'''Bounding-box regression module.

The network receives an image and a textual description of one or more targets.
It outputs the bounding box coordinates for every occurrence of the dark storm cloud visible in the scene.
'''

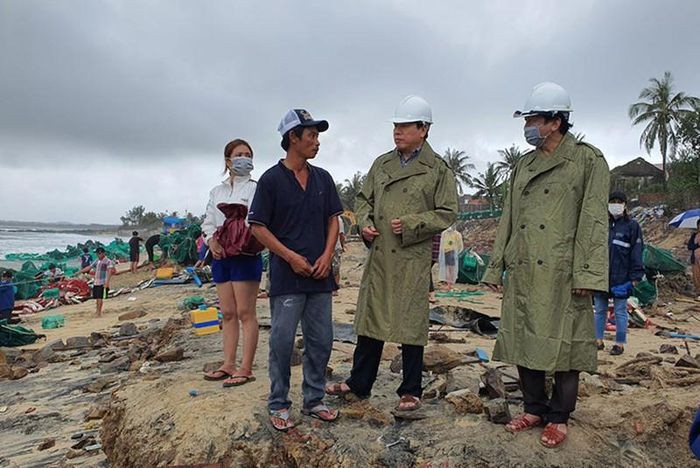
[0,0,698,222]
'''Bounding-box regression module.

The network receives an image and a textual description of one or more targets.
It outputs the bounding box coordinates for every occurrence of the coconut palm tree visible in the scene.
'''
[573,132,586,143]
[470,163,503,209]
[494,145,524,180]
[339,172,366,211]
[629,71,700,188]
[442,147,475,194]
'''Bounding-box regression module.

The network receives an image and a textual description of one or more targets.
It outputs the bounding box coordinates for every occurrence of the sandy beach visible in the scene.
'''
[1,242,700,466]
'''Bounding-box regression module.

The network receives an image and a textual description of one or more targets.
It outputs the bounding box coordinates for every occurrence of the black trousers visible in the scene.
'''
[429,260,436,292]
[346,335,424,398]
[517,366,580,424]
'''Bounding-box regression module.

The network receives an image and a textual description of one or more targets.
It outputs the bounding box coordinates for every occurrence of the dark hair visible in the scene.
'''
[1,270,12,279]
[132,231,138,236]
[223,139,254,173]
[48,263,56,269]
[417,122,431,140]
[96,247,105,254]
[83,248,89,253]
[281,126,306,151]
[543,112,572,135]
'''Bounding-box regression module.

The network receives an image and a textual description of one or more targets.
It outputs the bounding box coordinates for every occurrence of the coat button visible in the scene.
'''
[517,260,523,265]
[544,189,550,194]
[386,187,391,192]
[391,249,396,253]
[539,224,545,229]
[537,260,543,265]
[420,223,426,228]
[524,190,530,195]
[375,246,379,251]
[520,224,525,229]
[583,263,589,269]
[402,188,408,193]
[379,215,384,220]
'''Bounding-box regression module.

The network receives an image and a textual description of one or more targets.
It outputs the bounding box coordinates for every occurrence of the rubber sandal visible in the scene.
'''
[203,368,233,381]
[325,382,351,396]
[540,423,567,448]
[269,409,294,432]
[505,414,542,433]
[394,395,421,412]
[610,345,624,356]
[222,374,256,387]
[302,404,339,422]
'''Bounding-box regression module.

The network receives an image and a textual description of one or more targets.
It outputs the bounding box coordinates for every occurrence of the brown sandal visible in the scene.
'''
[505,414,542,433]
[540,423,567,448]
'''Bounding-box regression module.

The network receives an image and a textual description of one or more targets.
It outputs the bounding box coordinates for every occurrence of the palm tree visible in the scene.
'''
[628,71,700,188]
[573,132,586,143]
[442,147,475,194]
[470,163,503,209]
[494,145,524,180]
[339,172,366,211]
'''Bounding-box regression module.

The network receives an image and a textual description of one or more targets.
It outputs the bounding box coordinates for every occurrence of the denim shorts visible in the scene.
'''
[212,255,263,283]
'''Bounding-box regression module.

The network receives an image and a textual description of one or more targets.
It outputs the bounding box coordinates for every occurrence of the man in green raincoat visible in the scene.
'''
[326,96,459,412]
[482,82,609,448]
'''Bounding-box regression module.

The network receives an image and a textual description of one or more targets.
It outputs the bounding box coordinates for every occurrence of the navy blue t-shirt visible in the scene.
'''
[248,160,343,297]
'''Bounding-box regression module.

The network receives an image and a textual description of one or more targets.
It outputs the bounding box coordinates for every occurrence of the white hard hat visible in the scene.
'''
[391,95,433,124]
[513,82,573,118]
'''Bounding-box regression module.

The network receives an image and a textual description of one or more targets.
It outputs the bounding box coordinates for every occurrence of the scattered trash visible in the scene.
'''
[25,407,36,414]
[41,315,65,329]
[385,436,406,448]
[475,348,490,363]
[188,389,199,397]
[37,438,56,451]
[127,296,137,301]
[0,406,7,413]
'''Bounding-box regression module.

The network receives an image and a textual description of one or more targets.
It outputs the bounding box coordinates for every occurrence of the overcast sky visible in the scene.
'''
[1,0,699,224]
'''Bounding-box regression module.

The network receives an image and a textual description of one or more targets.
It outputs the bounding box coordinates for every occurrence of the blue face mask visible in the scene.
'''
[524,126,546,148]
[231,157,254,176]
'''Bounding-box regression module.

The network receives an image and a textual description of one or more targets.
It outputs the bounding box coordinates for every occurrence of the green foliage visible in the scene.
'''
[120,205,146,226]
[443,148,475,195]
[470,163,503,209]
[628,71,700,187]
[338,172,366,211]
[494,145,524,180]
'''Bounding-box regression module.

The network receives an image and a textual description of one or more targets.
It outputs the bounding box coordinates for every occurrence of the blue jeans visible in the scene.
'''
[268,293,333,412]
[593,292,628,344]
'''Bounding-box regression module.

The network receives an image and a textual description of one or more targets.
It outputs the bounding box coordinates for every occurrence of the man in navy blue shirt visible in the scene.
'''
[249,109,343,431]
[0,271,17,322]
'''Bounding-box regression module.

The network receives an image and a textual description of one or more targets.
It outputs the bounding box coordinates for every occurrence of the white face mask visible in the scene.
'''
[608,203,625,218]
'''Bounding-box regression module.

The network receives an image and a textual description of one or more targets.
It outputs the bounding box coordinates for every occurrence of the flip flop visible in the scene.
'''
[540,423,567,448]
[269,409,295,432]
[302,404,339,422]
[394,395,421,412]
[203,368,233,381]
[222,374,256,387]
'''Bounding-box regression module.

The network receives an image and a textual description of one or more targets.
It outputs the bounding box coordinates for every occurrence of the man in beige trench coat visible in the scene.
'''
[326,96,459,412]
[482,82,609,448]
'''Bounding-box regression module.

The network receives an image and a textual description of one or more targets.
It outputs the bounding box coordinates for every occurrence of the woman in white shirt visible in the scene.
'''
[202,139,262,387]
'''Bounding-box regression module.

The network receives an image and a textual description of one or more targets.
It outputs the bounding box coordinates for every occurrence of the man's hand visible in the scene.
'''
[362,226,380,243]
[390,218,403,235]
[311,253,333,280]
[287,252,314,277]
[572,289,592,297]
[209,238,225,260]
[632,280,640,288]
[484,282,503,293]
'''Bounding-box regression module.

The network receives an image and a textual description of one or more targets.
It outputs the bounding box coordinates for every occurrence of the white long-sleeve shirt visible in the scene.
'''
[201,175,257,242]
